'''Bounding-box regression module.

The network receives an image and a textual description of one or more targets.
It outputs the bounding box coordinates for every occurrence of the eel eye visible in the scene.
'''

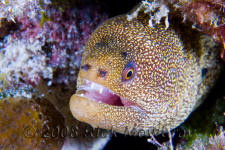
[122,62,136,82]
[98,70,107,78]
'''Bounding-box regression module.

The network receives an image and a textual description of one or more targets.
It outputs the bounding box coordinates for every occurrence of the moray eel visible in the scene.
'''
[70,14,221,135]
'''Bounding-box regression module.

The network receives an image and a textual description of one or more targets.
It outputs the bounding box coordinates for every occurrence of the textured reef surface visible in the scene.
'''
[0,0,111,149]
[0,0,108,96]
[0,97,65,149]
[0,0,224,150]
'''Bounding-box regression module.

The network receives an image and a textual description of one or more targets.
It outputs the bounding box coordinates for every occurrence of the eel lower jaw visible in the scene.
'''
[69,80,147,133]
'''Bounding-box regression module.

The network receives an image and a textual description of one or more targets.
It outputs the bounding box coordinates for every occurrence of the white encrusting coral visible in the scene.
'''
[0,35,53,86]
[127,0,170,29]
[0,0,50,21]
[208,127,225,149]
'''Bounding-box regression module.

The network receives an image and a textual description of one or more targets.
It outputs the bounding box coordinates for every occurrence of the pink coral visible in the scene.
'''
[169,0,225,60]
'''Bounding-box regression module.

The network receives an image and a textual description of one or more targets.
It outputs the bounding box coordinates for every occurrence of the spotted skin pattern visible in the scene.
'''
[70,15,221,135]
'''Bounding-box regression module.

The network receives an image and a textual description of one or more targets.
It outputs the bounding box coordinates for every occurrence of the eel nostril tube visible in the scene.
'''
[81,64,91,71]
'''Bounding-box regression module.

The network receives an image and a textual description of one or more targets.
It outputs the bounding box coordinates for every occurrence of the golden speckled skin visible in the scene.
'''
[70,15,221,135]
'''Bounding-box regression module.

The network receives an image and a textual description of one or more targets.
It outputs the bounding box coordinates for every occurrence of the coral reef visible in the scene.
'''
[207,127,225,150]
[0,0,50,21]
[0,1,108,98]
[176,127,225,150]
[0,36,52,87]
[170,0,225,60]
[127,0,170,28]
[0,97,65,149]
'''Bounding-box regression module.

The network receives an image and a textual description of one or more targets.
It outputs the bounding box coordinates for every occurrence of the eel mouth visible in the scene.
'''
[74,79,133,107]
[69,79,146,134]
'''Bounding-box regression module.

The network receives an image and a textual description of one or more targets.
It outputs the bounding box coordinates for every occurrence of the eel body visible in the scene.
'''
[70,14,221,135]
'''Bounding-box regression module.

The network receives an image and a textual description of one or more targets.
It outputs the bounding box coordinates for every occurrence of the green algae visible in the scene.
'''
[0,73,8,87]
[40,11,51,27]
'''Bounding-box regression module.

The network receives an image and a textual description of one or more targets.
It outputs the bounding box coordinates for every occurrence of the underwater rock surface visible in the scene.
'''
[0,97,65,149]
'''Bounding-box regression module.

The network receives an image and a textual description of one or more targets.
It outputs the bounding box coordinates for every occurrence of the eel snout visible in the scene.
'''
[69,79,148,133]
